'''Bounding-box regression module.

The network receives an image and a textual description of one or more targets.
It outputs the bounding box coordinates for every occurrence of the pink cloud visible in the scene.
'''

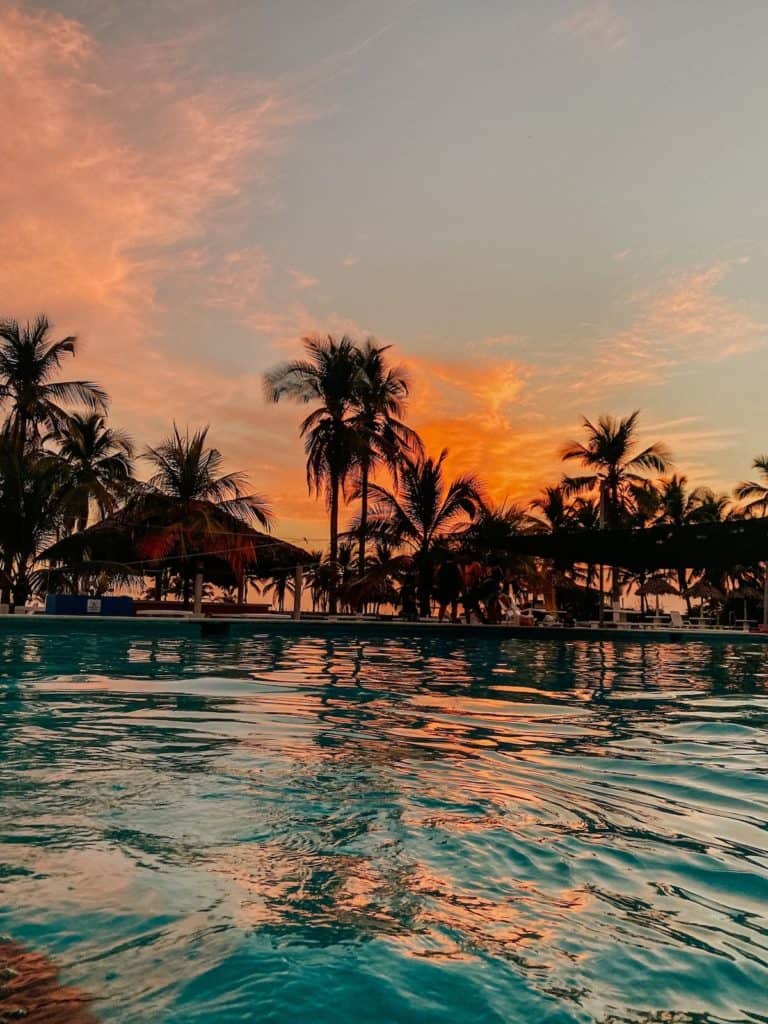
[587,261,767,391]
[0,1,319,526]
[555,1,627,52]
[289,268,319,290]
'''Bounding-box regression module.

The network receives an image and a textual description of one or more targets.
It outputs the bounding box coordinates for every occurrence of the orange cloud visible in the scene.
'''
[404,354,566,502]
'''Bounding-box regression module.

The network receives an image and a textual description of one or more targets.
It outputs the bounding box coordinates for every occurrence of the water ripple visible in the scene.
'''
[1,626,768,1023]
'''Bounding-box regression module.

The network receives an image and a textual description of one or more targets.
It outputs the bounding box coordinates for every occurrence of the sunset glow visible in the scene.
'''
[3,0,766,541]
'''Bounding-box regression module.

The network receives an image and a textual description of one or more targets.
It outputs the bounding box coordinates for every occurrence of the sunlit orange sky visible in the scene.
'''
[3,0,767,545]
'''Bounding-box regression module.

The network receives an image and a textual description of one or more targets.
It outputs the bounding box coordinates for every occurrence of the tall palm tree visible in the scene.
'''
[0,316,107,450]
[735,456,768,516]
[562,411,669,603]
[264,336,363,613]
[561,411,670,527]
[54,413,134,532]
[365,449,482,615]
[350,340,421,576]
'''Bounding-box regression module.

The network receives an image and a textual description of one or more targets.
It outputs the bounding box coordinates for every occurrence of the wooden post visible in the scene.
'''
[237,576,245,606]
[598,481,606,627]
[193,562,204,616]
[292,565,303,620]
[763,563,768,628]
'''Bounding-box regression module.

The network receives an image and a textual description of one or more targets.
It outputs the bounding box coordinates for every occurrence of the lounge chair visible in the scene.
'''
[668,610,684,628]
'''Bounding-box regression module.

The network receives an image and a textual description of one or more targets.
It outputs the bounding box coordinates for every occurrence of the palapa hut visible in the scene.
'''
[43,491,312,610]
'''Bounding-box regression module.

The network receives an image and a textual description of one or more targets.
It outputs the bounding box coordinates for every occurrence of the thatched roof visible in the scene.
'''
[685,580,724,601]
[636,576,678,596]
[42,493,312,585]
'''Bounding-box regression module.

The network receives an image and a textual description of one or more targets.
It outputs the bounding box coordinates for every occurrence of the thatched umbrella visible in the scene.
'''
[685,580,724,602]
[732,583,762,624]
[637,575,678,614]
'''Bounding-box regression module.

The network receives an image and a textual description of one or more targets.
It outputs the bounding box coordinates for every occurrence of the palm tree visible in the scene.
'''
[529,485,572,533]
[0,439,71,606]
[0,315,108,450]
[569,496,601,594]
[261,565,294,612]
[143,425,270,525]
[304,550,331,612]
[350,340,421,576]
[139,425,272,604]
[689,488,731,524]
[54,413,134,533]
[562,412,670,526]
[365,449,482,615]
[735,456,768,516]
[656,474,695,528]
[561,411,669,603]
[264,336,363,614]
[569,496,599,527]
[655,476,734,609]
[460,501,534,598]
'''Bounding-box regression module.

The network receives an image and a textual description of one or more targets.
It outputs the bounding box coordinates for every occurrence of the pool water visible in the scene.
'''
[1,627,768,1023]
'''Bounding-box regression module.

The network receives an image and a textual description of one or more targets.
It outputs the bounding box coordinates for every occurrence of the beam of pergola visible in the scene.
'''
[506,518,768,571]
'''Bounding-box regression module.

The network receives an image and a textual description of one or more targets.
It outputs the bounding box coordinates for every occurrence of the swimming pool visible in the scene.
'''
[1,624,767,1022]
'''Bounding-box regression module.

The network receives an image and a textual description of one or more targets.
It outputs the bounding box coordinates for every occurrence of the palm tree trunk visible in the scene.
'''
[417,546,432,618]
[14,410,28,453]
[1,555,11,606]
[12,556,29,608]
[358,462,369,577]
[677,567,690,614]
[329,470,339,615]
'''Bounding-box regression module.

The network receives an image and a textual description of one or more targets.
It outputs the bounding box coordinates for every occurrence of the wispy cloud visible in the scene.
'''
[555,1,628,52]
[587,260,767,391]
[481,334,527,349]
[289,268,319,290]
[0,0,314,518]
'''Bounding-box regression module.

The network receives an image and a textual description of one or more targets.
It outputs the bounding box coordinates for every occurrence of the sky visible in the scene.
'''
[2,0,768,546]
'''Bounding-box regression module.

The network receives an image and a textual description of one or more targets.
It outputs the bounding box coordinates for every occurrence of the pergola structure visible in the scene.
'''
[507,518,768,571]
[507,517,768,624]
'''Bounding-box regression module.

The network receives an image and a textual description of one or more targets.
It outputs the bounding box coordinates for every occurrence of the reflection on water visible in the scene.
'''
[2,628,768,1023]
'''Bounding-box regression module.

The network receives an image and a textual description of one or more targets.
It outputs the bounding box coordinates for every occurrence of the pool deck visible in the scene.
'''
[1,612,766,644]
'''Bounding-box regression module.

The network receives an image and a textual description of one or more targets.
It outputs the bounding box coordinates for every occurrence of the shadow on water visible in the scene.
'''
[2,627,768,1022]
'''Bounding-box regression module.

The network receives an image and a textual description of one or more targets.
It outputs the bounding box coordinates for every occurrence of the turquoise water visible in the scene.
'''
[1,627,768,1023]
